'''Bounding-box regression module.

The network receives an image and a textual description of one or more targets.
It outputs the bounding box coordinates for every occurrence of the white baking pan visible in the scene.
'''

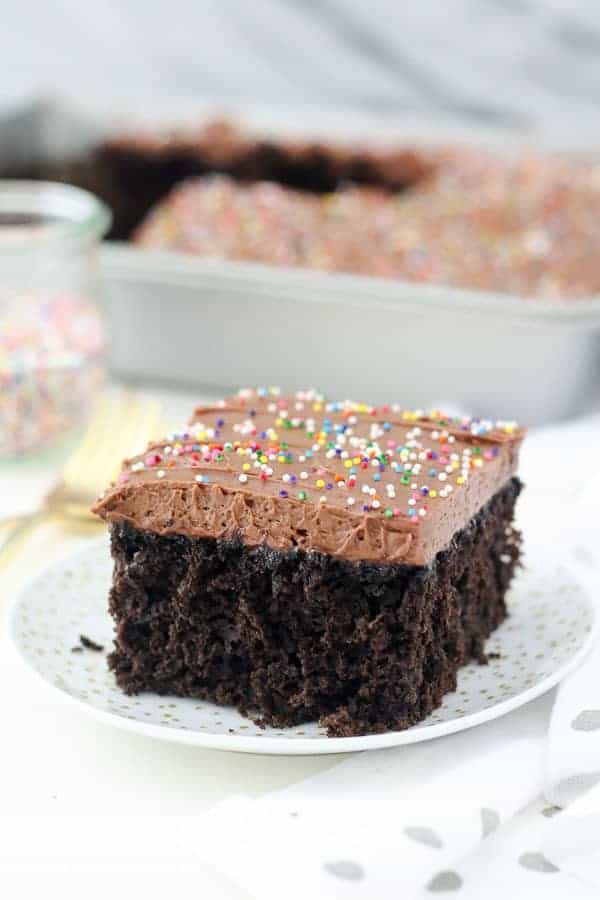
[3,97,600,424]
[100,244,600,426]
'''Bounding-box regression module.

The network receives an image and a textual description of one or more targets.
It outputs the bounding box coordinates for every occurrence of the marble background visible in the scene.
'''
[3,0,600,143]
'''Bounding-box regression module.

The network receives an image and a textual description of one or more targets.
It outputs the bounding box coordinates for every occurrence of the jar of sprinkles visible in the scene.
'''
[0,182,111,457]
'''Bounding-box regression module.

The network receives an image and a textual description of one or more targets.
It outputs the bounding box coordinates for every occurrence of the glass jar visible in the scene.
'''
[0,181,111,457]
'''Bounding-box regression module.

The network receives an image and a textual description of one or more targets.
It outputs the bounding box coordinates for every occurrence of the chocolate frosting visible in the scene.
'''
[93,389,524,566]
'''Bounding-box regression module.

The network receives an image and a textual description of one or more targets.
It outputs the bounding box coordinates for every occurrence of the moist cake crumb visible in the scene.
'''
[79,634,105,652]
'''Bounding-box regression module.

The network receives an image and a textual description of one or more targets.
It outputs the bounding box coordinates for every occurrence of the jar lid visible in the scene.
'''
[0,181,111,252]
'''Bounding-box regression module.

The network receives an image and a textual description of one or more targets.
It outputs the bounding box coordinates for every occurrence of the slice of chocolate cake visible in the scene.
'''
[93,388,525,737]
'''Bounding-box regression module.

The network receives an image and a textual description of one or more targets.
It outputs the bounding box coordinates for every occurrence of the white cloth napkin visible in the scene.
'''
[199,632,600,900]
[539,637,600,892]
[197,413,600,899]
[543,784,600,891]
[547,641,600,811]
[198,700,549,899]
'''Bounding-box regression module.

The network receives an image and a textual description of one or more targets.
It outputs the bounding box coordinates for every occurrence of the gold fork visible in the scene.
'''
[0,393,162,566]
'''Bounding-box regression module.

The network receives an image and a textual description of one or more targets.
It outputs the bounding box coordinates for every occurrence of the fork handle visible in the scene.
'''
[0,513,28,531]
[0,510,48,566]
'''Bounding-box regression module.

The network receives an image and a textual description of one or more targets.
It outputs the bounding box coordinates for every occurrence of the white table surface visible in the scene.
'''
[1,387,599,898]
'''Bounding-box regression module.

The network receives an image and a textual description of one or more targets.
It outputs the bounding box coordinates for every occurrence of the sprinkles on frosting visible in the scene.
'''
[135,154,600,301]
[118,388,522,526]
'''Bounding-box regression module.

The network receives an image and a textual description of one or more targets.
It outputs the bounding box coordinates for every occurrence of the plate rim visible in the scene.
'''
[7,537,600,756]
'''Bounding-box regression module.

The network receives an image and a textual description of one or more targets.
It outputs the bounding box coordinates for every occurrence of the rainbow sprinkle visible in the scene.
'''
[121,388,523,527]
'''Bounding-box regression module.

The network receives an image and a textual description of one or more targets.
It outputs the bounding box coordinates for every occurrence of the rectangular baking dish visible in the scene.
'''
[100,244,600,426]
[3,97,600,425]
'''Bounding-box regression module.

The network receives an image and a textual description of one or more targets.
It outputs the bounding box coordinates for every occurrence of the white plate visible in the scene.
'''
[8,537,598,755]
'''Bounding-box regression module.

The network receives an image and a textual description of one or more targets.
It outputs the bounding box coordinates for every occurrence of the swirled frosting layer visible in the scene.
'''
[93,388,524,566]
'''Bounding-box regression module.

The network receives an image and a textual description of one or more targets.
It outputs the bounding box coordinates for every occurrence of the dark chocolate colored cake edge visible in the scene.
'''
[107,478,522,737]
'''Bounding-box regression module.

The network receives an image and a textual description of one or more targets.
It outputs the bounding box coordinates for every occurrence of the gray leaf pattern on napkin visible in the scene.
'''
[541,805,562,818]
[427,870,463,892]
[324,860,365,881]
[571,710,600,732]
[519,852,559,873]
[481,807,500,837]
[572,544,597,569]
[404,826,443,849]
[553,772,600,806]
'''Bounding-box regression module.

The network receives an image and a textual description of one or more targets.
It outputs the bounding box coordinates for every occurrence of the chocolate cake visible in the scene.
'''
[97,118,430,239]
[133,155,600,300]
[93,389,525,737]
[11,116,600,298]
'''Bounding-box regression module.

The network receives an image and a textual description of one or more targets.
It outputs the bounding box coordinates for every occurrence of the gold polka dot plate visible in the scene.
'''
[8,536,598,755]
